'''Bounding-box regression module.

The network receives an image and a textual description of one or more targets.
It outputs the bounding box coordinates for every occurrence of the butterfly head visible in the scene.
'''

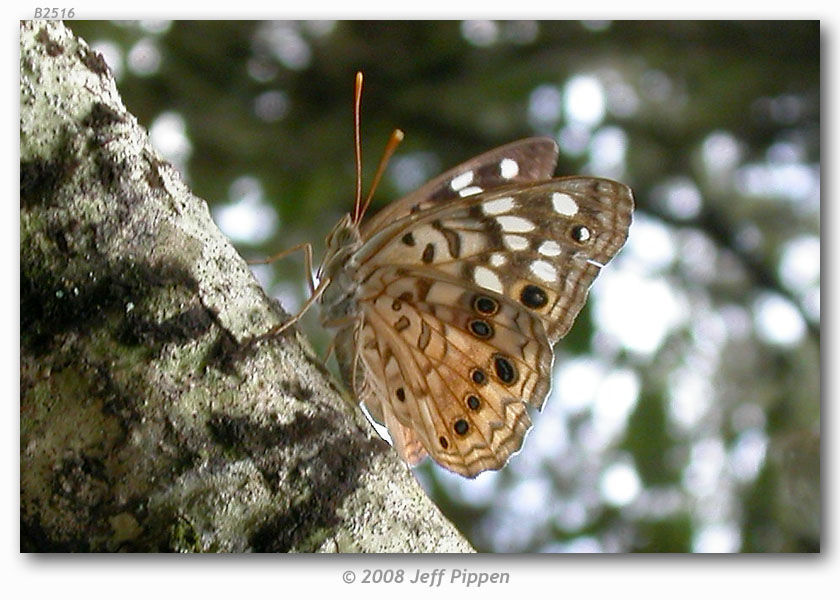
[318,213,362,282]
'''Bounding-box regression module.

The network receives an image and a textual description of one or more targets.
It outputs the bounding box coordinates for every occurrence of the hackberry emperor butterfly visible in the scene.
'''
[267,74,633,477]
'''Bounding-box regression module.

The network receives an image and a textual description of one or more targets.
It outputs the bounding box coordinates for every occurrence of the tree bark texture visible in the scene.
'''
[19,20,473,553]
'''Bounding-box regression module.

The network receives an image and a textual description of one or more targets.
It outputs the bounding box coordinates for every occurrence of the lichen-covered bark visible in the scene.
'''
[19,20,472,553]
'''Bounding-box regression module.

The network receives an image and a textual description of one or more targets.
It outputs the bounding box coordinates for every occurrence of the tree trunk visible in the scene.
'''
[19,20,472,553]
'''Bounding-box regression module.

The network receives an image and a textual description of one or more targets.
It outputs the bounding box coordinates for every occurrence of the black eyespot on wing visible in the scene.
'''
[468,319,494,339]
[472,294,499,316]
[391,299,402,311]
[453,419,469,436]
[466,395,481,410]
[571,224,591,243]
[520,284,548,309]
[471,368,487,385]
[493,354,518,385]
[401,232,415,246]
[396,387,406,402]
[439,436,449,449]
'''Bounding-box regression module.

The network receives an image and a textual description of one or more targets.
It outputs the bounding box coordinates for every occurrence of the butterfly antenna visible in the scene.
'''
[352,72,364,223]
[357,128,404,223]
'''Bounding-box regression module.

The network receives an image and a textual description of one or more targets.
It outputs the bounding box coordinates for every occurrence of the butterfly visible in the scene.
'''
[262,74,634,478]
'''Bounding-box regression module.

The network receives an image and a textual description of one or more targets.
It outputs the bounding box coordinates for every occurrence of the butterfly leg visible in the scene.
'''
[248,242,315,294]
[259,274,332,339]
[316,315,358,362]
[322,339,336,362]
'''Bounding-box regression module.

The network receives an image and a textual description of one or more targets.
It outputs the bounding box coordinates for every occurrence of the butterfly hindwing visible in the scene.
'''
[357,266,552,477]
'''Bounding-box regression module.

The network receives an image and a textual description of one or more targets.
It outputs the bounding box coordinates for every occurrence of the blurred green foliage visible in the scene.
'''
[66,20,819,553]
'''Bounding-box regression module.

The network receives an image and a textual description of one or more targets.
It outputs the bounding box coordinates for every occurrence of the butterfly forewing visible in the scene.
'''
[359,137,559,239]
[355,176,633,343]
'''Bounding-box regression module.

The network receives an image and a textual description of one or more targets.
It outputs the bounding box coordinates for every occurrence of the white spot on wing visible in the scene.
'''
[497,215,536,232]
[490,253,507,267]
[530,260,557,283]
[450,170,474,191]
[503,235,529,251]
[552,192,579,215]
[538,240,562,256]
[500,158,519,179]
[458,185,483,197]
[482,196,515,215]
[474,266,504,293]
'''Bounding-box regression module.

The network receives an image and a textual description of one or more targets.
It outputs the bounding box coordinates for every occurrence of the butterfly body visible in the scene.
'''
[311,137,633,478]
[318,214,364,328]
